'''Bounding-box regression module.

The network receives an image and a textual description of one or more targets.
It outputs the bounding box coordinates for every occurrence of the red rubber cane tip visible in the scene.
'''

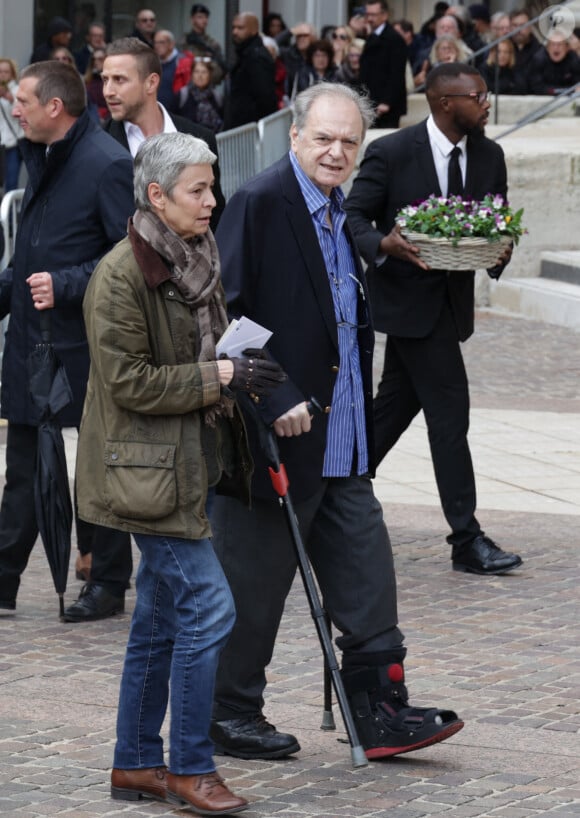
[387,663,404,683]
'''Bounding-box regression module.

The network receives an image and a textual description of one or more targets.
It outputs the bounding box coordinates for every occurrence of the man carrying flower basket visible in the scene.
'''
[346,62,523,576]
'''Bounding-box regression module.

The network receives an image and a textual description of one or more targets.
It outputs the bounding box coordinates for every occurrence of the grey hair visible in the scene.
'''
[134,132,216,210]
[155,29,175,42]
[292,82,375,138]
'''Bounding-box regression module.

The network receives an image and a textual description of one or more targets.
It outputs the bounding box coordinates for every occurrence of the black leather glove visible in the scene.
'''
[228,348,287,396]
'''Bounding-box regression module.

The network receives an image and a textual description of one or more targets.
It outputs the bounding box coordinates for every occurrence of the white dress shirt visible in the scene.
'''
[426,114,467,197]
[123,103,177,158]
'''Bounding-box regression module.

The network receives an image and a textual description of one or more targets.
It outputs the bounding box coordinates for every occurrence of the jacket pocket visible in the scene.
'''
[104,441,177,520]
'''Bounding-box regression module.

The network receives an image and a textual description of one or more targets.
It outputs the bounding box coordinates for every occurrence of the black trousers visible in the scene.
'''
[373,301,481,550]
[0,423,130,601]
[211,475,404,720]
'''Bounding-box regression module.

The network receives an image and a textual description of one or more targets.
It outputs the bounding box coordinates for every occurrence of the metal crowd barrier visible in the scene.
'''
[0,189,25,365]
[1,188,24,269]
[216,122,261,202]
[216,107,293,201]
[258,108,293,176]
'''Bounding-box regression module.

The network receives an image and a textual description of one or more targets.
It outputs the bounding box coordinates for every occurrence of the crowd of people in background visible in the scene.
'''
[1,0,579,165]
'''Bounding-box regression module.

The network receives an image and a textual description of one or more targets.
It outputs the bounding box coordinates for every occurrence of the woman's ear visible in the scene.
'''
[148,181,165,210]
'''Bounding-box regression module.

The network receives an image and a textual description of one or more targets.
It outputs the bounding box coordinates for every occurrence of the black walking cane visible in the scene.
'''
[321,609,336,731]
[243,395,368,768]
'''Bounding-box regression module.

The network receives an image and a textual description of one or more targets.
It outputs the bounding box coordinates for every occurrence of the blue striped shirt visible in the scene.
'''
[289,150,368,476]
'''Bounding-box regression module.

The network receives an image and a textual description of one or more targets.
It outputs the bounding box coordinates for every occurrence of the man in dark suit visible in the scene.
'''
[345,62,523,576]
[74,22,107,75]
[129,8,157,47]
[63,37,226,622]
[209,83,463,762]
[360,0,408,128]
[223,12,278,130]
[510,9,541,76]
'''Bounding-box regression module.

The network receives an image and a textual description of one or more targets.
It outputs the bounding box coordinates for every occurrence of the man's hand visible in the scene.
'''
[496,242,513,266]
[273,401,312,437]
[487,241,513,280]
[26,272,54,310]
[379,226,430,270]
[376,102,391,116]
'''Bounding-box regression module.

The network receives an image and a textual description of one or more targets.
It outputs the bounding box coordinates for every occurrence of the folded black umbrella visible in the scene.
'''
[28,312,73,618]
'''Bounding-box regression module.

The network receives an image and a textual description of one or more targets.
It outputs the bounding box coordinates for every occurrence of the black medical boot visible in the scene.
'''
[341,653,464,760]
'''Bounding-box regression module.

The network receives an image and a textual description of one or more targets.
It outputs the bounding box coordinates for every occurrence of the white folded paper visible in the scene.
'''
[216,316,272,358]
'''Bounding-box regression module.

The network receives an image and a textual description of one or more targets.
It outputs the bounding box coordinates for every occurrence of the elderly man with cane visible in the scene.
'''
[209,82,464,762]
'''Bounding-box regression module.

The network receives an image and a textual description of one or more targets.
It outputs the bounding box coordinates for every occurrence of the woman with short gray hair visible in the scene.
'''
[76,132,285,814]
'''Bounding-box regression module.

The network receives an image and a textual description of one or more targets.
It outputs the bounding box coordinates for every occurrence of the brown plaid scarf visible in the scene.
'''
[133,208,233,425]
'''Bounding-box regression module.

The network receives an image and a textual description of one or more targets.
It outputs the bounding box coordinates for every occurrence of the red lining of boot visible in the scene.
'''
[364,720,464,759]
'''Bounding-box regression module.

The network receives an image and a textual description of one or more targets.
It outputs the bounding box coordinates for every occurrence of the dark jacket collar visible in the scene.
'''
[235,33,264,56]
[20,108,94,191]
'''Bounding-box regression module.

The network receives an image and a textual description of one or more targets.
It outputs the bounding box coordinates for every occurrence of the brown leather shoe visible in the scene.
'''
[75,551,92,582]
[166,771,248,814]
[110,766,168,802]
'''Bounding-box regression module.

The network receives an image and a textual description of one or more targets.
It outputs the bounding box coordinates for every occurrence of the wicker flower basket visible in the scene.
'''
[403,232,512,270]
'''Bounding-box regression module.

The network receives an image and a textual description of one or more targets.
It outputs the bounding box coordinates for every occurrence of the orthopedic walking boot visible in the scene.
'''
[111,766,168,802]
[341,660,464,760]
[211,714,300,759]
[166,771,248,814]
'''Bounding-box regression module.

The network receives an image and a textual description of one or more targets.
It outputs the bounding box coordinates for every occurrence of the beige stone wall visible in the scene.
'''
[496,119,580,277]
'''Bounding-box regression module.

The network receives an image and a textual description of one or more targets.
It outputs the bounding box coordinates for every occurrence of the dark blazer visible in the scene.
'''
[223,33,278,130]
[345,120,508,341]
[216,155,376,502]
[359,23,408,123]
[105,113,226,229]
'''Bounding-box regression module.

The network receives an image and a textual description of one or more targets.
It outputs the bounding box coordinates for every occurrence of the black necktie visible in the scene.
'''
[447,146,464,196]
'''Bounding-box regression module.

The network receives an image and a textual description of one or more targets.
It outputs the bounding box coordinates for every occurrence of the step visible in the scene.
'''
[540,250,580,285]
[489,276,580,329]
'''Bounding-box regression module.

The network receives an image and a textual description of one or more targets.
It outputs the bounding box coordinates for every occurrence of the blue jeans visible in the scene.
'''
[114,509,235,774]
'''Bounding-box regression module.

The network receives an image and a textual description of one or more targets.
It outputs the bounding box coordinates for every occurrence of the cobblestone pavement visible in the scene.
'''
[1,309,580,817]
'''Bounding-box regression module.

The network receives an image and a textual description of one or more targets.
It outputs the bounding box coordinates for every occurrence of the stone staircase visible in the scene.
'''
[489,251,580,330]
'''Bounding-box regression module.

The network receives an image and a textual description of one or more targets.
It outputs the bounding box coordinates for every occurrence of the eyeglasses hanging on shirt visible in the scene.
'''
[336,273,369,331]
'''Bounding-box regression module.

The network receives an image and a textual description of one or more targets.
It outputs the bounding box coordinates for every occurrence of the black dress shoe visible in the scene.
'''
[63,583,125,622]
[453,534,523,575]
[210,715,300,759]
